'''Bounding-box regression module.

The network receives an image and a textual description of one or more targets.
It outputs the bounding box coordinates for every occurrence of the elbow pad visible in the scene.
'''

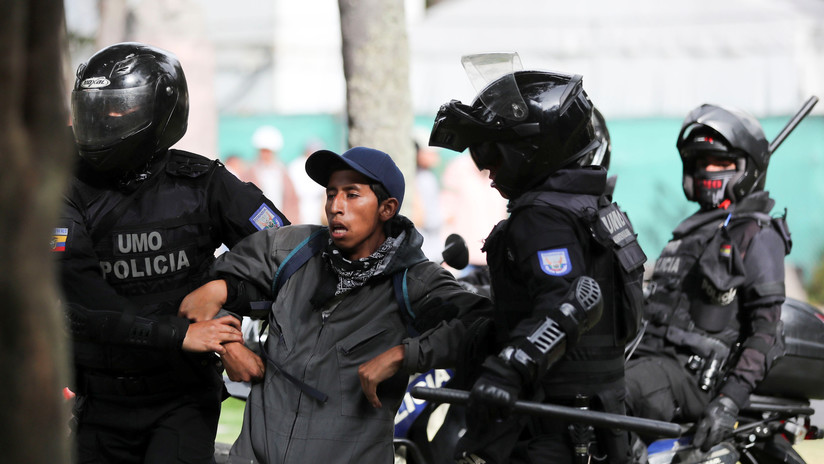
[499,276,603,383]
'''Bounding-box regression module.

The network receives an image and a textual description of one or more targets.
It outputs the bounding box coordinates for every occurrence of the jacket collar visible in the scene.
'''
[382,215,428,275]
[525,166,607,197]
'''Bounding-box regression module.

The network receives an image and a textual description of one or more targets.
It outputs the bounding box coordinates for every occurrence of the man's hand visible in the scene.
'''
[221,341,265,382]
[358,345,404,408]
[693,395,739,452]
[179,279,228,322]
[182,315,242,355]
[468,355,523,422]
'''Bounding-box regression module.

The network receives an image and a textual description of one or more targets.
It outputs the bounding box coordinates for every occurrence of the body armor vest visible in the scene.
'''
[485,191,646,390]
[646,207,782,350]
[70,150,221,372]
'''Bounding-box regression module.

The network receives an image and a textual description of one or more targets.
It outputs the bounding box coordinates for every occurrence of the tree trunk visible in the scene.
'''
[96,0,130,50]
[337,0,415,215]
[0,0,74,462]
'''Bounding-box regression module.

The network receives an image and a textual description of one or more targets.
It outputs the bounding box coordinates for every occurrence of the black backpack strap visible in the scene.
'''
[393,268,419,337]
[271,227,328,298]
[252,227,331,403]
[258,349,329,403]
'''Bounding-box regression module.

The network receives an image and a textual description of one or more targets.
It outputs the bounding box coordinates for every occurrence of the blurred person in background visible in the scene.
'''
[250,125,300,221]
[412,131,444,260]
[288,138,327,224]
[439,152,508,274]
[223,153,254,183]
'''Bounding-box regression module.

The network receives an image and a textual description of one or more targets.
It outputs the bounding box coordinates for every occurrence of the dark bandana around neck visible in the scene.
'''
[324,234,402,295]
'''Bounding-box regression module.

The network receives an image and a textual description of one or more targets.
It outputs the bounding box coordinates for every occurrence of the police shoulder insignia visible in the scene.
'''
[51,227,68,252]
[250,204,283,230]
[538,248,571,276]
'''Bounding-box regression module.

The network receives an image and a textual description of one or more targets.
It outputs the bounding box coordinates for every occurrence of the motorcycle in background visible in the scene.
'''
[643,297,824,464]
[397,297,824,464]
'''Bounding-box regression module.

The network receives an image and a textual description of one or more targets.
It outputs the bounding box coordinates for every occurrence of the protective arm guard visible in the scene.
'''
[65,302,188,350]
[498,276,603,384]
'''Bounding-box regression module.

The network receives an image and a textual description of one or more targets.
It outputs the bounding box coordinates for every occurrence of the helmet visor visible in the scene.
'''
[71,84,155,148]
[429,100,540,153]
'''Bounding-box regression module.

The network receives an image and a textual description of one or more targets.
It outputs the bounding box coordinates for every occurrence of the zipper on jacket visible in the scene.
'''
[283,309,331,461]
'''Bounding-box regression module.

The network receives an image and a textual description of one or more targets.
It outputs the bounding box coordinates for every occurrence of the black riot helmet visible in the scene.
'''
[430,56,599,199]
[677,104,769,209]
[71,42,189,175]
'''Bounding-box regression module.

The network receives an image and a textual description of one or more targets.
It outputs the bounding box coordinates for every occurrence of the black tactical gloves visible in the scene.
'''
[469,355,524,422]
[693,395,739,452]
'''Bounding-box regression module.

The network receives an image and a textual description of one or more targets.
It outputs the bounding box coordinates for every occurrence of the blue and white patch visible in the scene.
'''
[538,248,572,276]
[249,204,283,230]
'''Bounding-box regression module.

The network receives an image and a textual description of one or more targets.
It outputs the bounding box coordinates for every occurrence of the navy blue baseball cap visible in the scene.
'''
[305,146,406,209]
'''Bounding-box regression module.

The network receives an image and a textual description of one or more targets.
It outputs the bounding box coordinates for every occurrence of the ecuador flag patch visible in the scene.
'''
[51,227,68,252]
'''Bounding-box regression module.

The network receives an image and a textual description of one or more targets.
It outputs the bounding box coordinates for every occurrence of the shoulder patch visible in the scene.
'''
[538,248,572,276]
[51,227,68,252]
[250,204,284,230]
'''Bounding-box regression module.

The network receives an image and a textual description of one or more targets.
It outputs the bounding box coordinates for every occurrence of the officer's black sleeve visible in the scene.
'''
[719,227,786,407]
[505,206,587,341]
[401,260,495,372]
[57,198,189,349]
[206,165,289,317]
[208,164,290,250]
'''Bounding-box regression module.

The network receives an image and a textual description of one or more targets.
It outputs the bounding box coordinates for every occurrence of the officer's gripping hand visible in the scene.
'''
[182,315,242,355]
[469,355,523,422]
[693,395,738,452]
[179,279,227,322]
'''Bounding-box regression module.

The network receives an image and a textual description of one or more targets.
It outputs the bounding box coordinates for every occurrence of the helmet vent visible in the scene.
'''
[112,55,143,76]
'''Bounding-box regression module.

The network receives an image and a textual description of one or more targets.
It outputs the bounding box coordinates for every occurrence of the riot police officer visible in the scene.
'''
[624,104,791,453]
[430,54,646,463]
[57,42,289,463]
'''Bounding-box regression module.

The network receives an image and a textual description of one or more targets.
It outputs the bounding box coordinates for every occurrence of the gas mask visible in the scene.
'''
[693,168,737,209]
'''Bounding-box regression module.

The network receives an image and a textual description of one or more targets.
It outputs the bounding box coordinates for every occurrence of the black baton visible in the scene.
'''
[769,95,819,154]
[411,386,684,438]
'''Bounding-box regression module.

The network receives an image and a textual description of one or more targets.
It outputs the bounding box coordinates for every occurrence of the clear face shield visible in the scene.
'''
[71,83,155,149]
[460,52,527,122]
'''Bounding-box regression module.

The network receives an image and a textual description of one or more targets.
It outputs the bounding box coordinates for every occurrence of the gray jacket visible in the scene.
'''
[216,222,490,463]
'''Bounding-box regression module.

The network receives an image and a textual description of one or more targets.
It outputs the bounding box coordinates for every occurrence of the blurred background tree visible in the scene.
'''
[0,0,74,462]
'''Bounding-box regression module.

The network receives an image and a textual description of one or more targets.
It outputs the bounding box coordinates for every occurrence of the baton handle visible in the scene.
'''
[411,386,684,438]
